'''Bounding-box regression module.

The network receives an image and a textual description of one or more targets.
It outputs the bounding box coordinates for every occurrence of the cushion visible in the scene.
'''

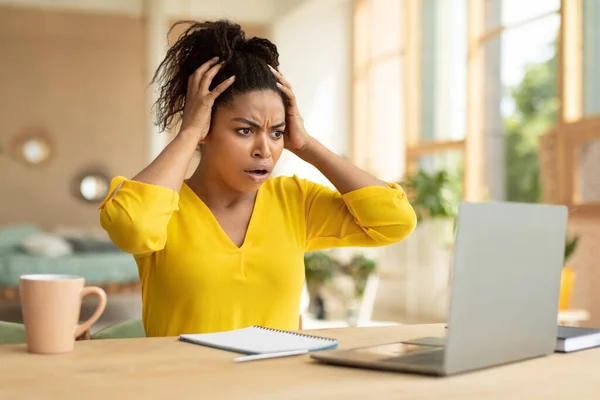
[0,224,40,254]
[20,233,73,258]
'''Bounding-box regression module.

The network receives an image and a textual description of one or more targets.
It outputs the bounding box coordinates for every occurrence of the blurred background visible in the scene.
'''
[0,0,598,332]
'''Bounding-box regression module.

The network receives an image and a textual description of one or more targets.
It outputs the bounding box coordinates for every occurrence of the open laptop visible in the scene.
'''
[311,201,568,376]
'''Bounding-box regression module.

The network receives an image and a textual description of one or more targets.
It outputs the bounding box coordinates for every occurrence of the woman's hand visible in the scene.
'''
[180,57,236,141]
[269,65,311,153]
[268,66,387,194]
[129,57,234,192]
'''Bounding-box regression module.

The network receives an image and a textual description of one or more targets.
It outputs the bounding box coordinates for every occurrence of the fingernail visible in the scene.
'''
[230,75,236,80]
[276,82,282,87]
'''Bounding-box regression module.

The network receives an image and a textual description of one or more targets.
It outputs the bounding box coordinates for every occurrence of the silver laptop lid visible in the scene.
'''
[444,201,567,375]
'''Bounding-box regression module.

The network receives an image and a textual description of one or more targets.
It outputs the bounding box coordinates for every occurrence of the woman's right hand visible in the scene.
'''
[179,57,236,141]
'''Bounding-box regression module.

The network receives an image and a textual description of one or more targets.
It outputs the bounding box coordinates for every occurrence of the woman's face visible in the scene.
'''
[201,90,286,192]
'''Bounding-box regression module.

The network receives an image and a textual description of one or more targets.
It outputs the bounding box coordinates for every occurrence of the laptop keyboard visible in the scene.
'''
[383,349,445,365]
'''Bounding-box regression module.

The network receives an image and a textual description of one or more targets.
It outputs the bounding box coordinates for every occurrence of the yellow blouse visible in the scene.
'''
[98,175,416,337]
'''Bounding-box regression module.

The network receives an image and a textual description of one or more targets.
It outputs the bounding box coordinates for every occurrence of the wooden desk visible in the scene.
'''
[1,324,598,399]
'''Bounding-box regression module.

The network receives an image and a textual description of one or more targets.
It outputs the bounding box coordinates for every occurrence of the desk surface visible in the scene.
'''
[1,324,598,399]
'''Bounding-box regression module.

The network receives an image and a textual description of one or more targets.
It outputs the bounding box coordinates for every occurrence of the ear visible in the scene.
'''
[198,129,211,145]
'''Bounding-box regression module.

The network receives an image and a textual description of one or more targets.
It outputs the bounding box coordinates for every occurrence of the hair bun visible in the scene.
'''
[197,20,245,61]
[238,37,279,68]
[152,19,284,132]
[185,20,279,68]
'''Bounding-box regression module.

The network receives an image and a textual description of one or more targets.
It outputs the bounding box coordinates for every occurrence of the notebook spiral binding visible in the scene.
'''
[253,325,336,341]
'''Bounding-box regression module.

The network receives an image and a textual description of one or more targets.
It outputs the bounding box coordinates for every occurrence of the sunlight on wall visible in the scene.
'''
[270,0,352,188]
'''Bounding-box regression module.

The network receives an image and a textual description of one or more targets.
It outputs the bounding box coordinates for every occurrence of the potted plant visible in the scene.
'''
[304,251,337,319]
[304,250,379,324]
[335,253,378,326]
[400,169,461,223]
[559,235,580,310]
[337,253,377,299]
[400,169,461,248]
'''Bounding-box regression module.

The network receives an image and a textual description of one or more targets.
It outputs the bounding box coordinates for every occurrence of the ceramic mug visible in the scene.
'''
[19,274,107,354]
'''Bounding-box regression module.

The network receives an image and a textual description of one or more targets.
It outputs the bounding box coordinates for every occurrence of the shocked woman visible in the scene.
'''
[99,20,416,337]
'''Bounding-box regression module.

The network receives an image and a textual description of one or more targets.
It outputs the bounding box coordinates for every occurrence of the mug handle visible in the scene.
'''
[74,286,108,338]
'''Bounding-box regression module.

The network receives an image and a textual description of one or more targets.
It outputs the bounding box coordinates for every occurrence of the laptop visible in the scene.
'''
[311,201,568,376]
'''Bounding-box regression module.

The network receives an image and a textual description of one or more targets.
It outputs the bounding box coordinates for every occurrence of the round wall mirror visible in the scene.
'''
[10,128,53,166]
[21,137,51,165]
[73,171,110,203]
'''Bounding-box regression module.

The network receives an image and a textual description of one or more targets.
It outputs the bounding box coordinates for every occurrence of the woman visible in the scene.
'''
[99,20,416,337]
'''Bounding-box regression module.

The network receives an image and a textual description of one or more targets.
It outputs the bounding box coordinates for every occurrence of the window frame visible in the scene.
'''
[351,0,406,180]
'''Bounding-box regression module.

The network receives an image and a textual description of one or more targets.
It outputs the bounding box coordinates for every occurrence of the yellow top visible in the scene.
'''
[99,175,416,337]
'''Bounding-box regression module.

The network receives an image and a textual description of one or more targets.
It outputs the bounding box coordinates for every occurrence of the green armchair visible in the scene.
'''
[91,318,146,340]
[0,321,26,344]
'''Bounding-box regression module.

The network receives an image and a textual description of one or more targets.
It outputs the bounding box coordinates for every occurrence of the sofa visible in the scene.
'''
[0,224,140,300]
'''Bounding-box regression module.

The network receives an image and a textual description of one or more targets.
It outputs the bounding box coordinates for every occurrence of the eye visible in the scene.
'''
[237,128,252,135]
[271,130,284,140]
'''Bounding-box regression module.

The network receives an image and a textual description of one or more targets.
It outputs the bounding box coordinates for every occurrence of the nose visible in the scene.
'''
[252,134,272,159]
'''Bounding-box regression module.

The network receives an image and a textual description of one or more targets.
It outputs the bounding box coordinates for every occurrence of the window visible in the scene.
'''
[352,0,468,195]
[582,0,600,116]
[352,0,404,183]
[353,0,588,206]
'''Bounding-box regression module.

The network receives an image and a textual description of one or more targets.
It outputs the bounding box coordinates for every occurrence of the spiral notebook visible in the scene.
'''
[179,325,338,355]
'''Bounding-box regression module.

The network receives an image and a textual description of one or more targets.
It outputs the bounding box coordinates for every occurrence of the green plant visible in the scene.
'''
[564,235,580,265]
[337,253,377,298]
[304,251,337,286]
[400,169,461,223]
[303,251,377,298]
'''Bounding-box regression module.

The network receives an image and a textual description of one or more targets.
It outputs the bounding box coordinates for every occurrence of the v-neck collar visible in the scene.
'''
[181,181,262,251]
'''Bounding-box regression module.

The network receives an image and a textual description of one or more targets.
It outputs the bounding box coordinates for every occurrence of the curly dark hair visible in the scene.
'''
[151,19,286,133]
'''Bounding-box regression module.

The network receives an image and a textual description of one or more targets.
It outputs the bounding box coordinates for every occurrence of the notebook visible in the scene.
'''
[179,325,339,355]
[556,325,600,353]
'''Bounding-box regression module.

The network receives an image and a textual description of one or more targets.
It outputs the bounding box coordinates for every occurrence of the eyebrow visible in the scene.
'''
[231,117,286,130]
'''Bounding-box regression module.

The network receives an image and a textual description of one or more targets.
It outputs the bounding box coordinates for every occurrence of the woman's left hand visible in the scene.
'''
[269,65,311,153]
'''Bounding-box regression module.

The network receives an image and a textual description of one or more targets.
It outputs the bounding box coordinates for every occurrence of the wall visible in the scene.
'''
[169,0,274,24]
[0,0,276,23]
[272,0,307,15]
[567,216,600,328]
[0,6,147,231]
[270,0,352,186]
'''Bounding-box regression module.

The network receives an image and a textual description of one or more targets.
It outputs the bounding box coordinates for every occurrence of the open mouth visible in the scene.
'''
[244,169,269,176]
